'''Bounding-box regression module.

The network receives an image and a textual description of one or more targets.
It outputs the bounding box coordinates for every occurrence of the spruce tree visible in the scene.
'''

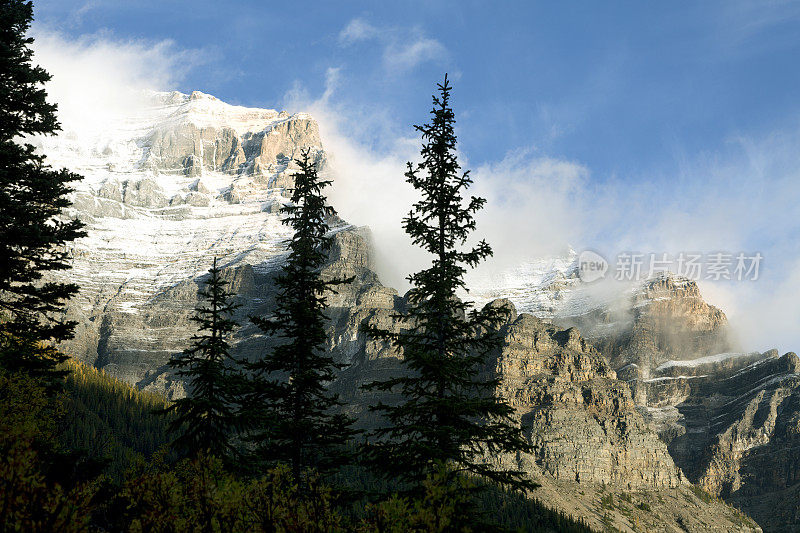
[165,258,240,459]
[0,0,86,383]
[365,75,535,493]
[245,149,356,483]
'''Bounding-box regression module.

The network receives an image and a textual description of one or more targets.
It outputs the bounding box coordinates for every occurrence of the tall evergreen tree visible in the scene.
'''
[245,149,356,483]
[0,0,86,383]
[165,258,240,460]
[365,75,535,493]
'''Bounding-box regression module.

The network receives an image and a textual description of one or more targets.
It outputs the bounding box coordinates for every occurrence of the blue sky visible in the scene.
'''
[34,0,800,180]
[30,1,800,351]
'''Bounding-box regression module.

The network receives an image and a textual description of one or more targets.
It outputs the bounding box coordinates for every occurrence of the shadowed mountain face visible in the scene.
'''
[44,90,800,530]
[640,350,800,531]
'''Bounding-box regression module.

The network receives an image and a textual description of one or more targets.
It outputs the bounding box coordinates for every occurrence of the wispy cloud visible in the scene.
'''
[284,72,586,289]
[28,25,207,146]
[338,17,448,74]
[714,0,800,56]
[470,150,587,273]
[383,37,448,73]
[338,18,379,44]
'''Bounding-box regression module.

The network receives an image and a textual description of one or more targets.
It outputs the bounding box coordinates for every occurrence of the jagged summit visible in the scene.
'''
[32,88,319,191]
[147,89,308,136]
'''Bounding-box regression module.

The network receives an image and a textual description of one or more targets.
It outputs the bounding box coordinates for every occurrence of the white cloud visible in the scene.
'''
[383,37,448,73]
[337,17,447,73]
[320,67,341,104]
[338,18,379,44]
[283,70,424,288]
[29,26,205,138]
[470,150,588,275]
[284,75,585,290]
[730,261,800,353]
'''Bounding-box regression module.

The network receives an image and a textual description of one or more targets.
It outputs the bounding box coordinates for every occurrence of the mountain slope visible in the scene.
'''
[39,91,325,386]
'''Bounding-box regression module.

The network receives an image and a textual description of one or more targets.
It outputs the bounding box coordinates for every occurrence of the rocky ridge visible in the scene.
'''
[640,350,800,531]
[478,259,797,531]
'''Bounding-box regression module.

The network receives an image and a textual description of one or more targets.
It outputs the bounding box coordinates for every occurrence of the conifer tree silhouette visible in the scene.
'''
[365,75,536,494]
[245,149,356,483]
[0,0,86,385]
[165,258,239,460]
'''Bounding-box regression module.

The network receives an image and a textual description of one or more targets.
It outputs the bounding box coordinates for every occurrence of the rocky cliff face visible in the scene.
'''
[475,260,796,530]
[39,90,775,531]
[555,273,799,531]
[36,91,323,387]
[639,350,800,531]
[487,306,684,488]
[470,261,732,377]
[591,274,731,381]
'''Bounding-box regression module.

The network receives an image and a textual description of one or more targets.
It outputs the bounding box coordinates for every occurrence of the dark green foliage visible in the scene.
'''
[0,0,86,384]
[0,368,97,531]
[0,357,594,532]
[365,75,535,493]
[362,464,595,533]
[245,149,356,481]
[341,454,594,533]
[689,484,715,504]
[478,488,595,533]
[116,453,348,532]
[115,453,593,533]
[58,360,172,483]
[164,258,240,460]
[117,453,252,532]
[361,463,479,532]
[243,464,346,532]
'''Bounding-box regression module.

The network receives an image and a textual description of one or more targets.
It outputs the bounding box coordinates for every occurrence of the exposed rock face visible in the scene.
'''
[487,308,685,488]
[122,178,170,208]
[592,274,731,379]
[36,91,324,388]
[133,91,321,178]
[482,263,796,530]
[639,350,800,531]
[328,289,686,489]
[486,265,796,530]
[471,262,732,378]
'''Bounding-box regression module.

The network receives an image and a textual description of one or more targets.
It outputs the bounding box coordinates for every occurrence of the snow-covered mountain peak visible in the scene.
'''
[31,89,316,191]
[148,90,290,136]
[37,90,328,334]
